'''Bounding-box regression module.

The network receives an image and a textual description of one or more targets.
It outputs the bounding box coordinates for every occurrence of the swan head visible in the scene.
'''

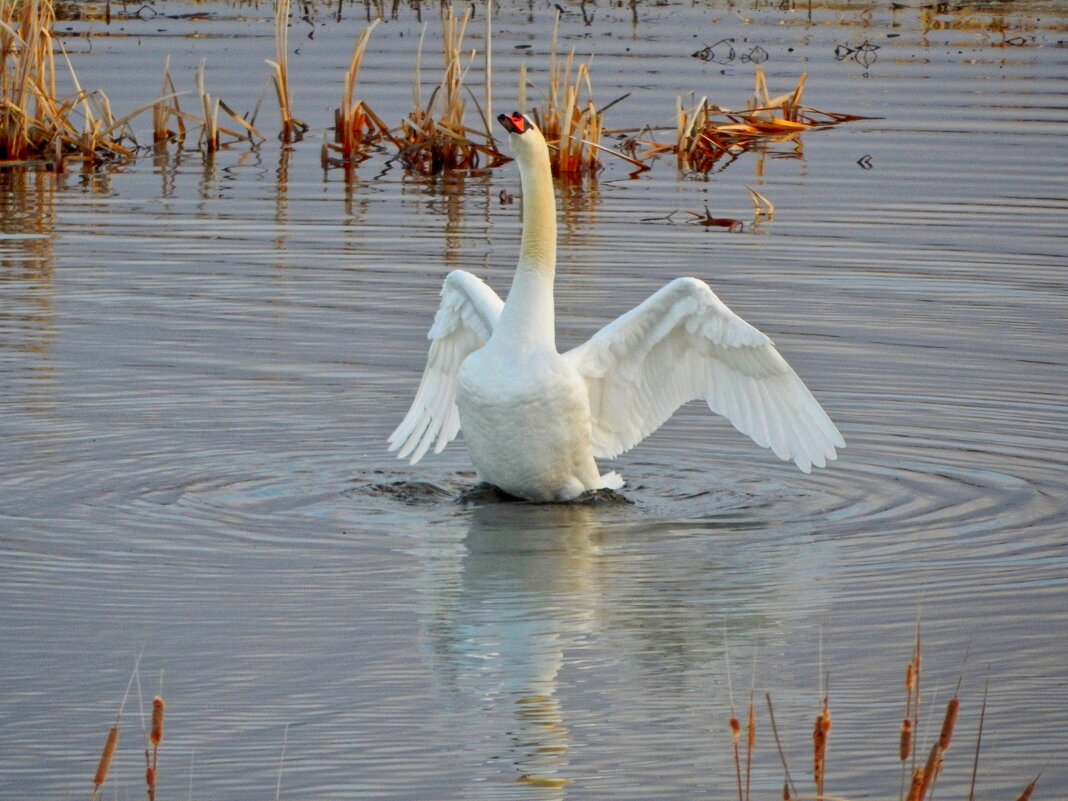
[498,111,547,157]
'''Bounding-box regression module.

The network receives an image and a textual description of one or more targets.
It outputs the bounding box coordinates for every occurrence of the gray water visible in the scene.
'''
[1,1,1066,798]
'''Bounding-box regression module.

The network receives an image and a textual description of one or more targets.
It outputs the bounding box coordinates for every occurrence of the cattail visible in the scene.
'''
[906,767,925,801]
[938,696,959,751]
[729,714,743,801]
[747,703,756,752]
[813,707,830,798]
[1016,775,1038,801]
[900,717,913,762]
[783,780,790,800]
[92,726,119,790]
[151,696,165,747]
[913,740,941,801]
[729,715,741,745]
[146,766,156,787]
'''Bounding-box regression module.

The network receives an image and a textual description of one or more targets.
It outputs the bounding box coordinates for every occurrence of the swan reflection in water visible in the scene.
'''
[416,493,836,797]
[421,502,604,795]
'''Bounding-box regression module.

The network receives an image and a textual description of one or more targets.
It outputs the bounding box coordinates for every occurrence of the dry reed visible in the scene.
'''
[666,68,862,173]
[0,0,137,168]
[190,60,264,153]
[395,5,506,176]
[267,0,307,142]
[532,11,641,178]
[152,56,185,146]
[322,19,391,170]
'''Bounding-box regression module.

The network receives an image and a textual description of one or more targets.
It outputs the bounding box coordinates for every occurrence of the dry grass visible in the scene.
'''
[393,5,506,176]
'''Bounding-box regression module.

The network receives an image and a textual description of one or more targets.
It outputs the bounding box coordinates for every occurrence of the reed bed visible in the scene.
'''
[394,6,506,176]
[4,3,861,179]
[532,11,642,179]
[0,0,135,168]
[659,68,862,173]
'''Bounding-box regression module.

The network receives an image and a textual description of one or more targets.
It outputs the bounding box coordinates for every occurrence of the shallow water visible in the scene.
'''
[1,1,1067,798]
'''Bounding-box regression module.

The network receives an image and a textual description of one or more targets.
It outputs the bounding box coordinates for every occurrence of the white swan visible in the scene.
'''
[389,112,845,502]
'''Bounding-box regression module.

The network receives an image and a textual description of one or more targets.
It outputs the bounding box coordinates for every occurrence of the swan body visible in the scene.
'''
[389,112,844,501]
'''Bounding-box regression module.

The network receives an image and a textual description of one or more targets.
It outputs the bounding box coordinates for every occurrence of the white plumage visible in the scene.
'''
[389,112,844,501]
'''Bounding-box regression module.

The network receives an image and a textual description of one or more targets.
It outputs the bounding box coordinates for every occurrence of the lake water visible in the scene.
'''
[1,0,1066,798]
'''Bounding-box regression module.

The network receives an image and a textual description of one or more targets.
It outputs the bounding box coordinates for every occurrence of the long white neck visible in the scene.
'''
[494,133,557,351]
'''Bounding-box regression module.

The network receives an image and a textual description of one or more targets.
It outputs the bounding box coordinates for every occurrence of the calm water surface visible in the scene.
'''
[1,1,1066,798]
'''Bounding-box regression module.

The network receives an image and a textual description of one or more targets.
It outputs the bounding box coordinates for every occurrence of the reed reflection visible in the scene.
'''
[0,170,59,396]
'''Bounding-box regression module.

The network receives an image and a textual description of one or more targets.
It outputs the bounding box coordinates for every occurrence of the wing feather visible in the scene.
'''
[564,277,845,471]
[389,270,504,464]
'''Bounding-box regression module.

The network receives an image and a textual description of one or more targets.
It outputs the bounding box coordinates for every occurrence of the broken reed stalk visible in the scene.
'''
[267,0,306,142]
[324,19,392,169]
[967,680,988,801]
[197,60,220,153]
[746,692,756,801]
[153,56,186,146]
[765,693,797,799]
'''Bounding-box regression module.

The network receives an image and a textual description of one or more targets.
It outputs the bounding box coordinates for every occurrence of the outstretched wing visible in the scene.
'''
[389,270,504,464]
[564,277,844,472]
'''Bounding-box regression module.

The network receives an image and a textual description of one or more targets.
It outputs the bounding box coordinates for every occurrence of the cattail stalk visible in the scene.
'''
[765,693,797,799]
[745,695,756,801]
[91,726,119,797]
[968,681,989,801]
